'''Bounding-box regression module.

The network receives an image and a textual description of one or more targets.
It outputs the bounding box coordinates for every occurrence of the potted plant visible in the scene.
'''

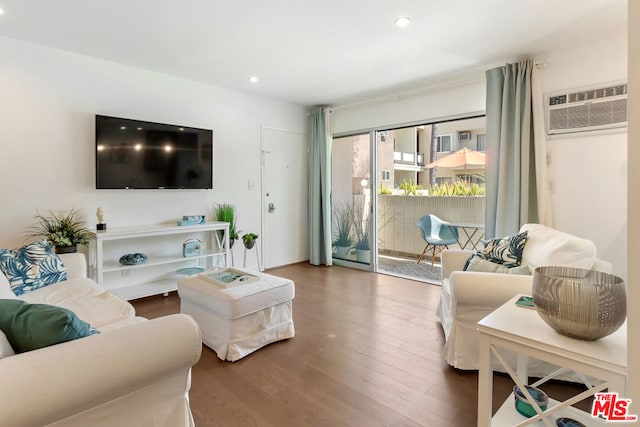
[350,203,371,263]
[332,204,353,259]
[25,208,90,254]
[213,203,239,247]
[242,233,258,249]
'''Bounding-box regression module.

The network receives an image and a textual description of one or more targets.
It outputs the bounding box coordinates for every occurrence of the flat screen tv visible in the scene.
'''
[95,115,213,189]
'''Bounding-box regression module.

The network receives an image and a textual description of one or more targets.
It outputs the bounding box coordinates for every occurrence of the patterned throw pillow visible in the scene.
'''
[0,240,67,296]
[476,231,528,268]
[463,256,531,275]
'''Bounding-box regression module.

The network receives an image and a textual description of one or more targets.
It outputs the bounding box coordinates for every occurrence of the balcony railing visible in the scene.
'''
[393,151,425,166]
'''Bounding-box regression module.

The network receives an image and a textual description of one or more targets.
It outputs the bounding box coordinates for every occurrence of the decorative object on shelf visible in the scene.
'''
[25,207,90,254]
[182,238,203,258]
[198,267,258,288]
[214,203,239,246]
[532,266,626,341]
[96,207,107,231]
[176,266,205,275]
[242,233,258,249]
[118,253,148,265]
[513,385,548,418]
[177,215,206,226]
[555,417,586,427]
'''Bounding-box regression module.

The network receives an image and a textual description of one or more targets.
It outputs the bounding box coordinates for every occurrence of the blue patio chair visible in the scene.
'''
[416,214,459,269]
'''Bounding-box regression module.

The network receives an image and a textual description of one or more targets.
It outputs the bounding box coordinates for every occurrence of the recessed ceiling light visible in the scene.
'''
[0,8,4,15]
[394,16,410,27]
[248,76,259,83]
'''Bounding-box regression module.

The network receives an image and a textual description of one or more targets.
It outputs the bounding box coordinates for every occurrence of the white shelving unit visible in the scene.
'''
[88,222,229,300]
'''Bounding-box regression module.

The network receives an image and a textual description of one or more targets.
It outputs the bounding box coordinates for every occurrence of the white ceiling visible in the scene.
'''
[0,0,627,107]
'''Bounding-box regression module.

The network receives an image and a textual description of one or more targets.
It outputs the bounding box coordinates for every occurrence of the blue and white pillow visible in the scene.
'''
[476,231,528,268]
[0,240,67,296]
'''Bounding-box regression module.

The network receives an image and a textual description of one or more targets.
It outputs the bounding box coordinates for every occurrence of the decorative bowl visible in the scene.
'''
[555,417,586,427]
[532,266,626,341]
[119,253,148,265]
[513,385,548,418]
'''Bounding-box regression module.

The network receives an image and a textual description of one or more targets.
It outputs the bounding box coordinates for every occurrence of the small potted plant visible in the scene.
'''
[242,233,259,249]
[350,203,371,263]
[332,204,353,259]
[25,208,90,254]
[214,203,239,247]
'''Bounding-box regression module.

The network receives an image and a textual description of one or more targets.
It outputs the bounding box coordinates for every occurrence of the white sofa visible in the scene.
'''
[0,252,202,427]
[436,223,613,377]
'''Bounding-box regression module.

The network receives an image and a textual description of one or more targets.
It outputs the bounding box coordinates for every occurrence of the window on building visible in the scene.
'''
[437,134,452,152]
[381,170,391,181]
[477,133,486,151]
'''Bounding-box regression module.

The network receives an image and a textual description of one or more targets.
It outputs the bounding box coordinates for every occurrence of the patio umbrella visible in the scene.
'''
[425,147,485,169]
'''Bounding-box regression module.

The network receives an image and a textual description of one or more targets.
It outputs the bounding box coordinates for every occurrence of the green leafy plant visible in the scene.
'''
[378,184,393,195]
[350,204,371,251]
[25,208,90,248]
[242,233,258,243]
[332,204,353,247]
[399,178,423,196]
[214,203,239,241]
[428,181,486,197]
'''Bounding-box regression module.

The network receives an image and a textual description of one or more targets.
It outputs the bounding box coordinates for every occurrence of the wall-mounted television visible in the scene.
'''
[95,115,213,189]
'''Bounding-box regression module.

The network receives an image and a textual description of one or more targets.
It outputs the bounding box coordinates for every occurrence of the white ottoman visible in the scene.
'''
[177,268,295,361]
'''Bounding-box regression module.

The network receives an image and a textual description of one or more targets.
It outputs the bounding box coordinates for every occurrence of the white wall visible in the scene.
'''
[0,36,308,268]
[627,0,639,408]
[538,35,627,279]
[332,35,627,278]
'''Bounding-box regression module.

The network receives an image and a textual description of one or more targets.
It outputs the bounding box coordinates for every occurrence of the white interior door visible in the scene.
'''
[261,127,309,269]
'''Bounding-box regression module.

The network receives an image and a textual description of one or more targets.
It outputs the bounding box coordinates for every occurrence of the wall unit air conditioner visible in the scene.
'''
[546,83,627,135]
[458,131,471,142]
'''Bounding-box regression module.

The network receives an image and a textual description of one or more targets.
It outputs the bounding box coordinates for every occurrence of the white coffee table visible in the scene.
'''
[477,294,627,426]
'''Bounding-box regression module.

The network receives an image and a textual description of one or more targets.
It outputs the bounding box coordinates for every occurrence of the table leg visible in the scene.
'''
[478,333,492,427]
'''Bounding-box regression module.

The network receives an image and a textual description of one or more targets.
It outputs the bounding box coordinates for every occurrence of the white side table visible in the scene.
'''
[477,294,627,426]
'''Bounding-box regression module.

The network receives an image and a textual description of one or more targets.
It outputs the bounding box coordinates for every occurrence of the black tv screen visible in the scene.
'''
[95,115,213,189]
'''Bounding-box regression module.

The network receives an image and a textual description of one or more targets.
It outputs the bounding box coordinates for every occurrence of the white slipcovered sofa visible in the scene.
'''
[0,252,202,427]
[436,223,613,377]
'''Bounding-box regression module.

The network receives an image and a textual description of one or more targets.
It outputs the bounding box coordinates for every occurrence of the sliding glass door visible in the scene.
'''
[331,133,374,270]
[331,115,486,281]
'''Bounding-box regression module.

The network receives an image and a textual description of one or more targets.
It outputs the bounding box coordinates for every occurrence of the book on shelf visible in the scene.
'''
[515,295,535,309]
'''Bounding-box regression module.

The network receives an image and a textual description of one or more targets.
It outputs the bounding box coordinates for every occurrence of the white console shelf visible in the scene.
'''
[88,222,230,300]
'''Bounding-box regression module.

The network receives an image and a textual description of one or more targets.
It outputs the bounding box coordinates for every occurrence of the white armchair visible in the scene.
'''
[436,223,613,377]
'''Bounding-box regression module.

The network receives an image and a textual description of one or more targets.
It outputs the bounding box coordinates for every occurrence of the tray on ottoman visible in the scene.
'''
[177,267,295,361]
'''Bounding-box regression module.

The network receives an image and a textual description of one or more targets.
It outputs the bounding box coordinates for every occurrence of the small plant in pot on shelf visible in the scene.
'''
[242,233,259,249]
[213,203,239,247]
[25,208,90,254]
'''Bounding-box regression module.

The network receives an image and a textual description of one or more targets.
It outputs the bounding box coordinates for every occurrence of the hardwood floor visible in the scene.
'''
[132,263,586,427]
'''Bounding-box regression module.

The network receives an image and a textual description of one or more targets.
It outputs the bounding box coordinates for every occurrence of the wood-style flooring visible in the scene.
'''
[132,262,586,427]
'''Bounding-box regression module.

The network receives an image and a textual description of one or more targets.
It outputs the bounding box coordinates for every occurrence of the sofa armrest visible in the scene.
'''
[58,252,88,279]
[450,271,533,308]
[441,249,474,280]
[0,314,202,426]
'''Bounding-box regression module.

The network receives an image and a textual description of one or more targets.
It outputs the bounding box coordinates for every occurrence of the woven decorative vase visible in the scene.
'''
[532,266,626,341]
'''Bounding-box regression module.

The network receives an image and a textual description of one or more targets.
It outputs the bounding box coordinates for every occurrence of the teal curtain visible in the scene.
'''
[485,59,538,238]
[308,107,333,265]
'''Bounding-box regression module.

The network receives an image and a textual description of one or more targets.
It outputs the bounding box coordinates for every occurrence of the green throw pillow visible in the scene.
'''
[0,300,98,353]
